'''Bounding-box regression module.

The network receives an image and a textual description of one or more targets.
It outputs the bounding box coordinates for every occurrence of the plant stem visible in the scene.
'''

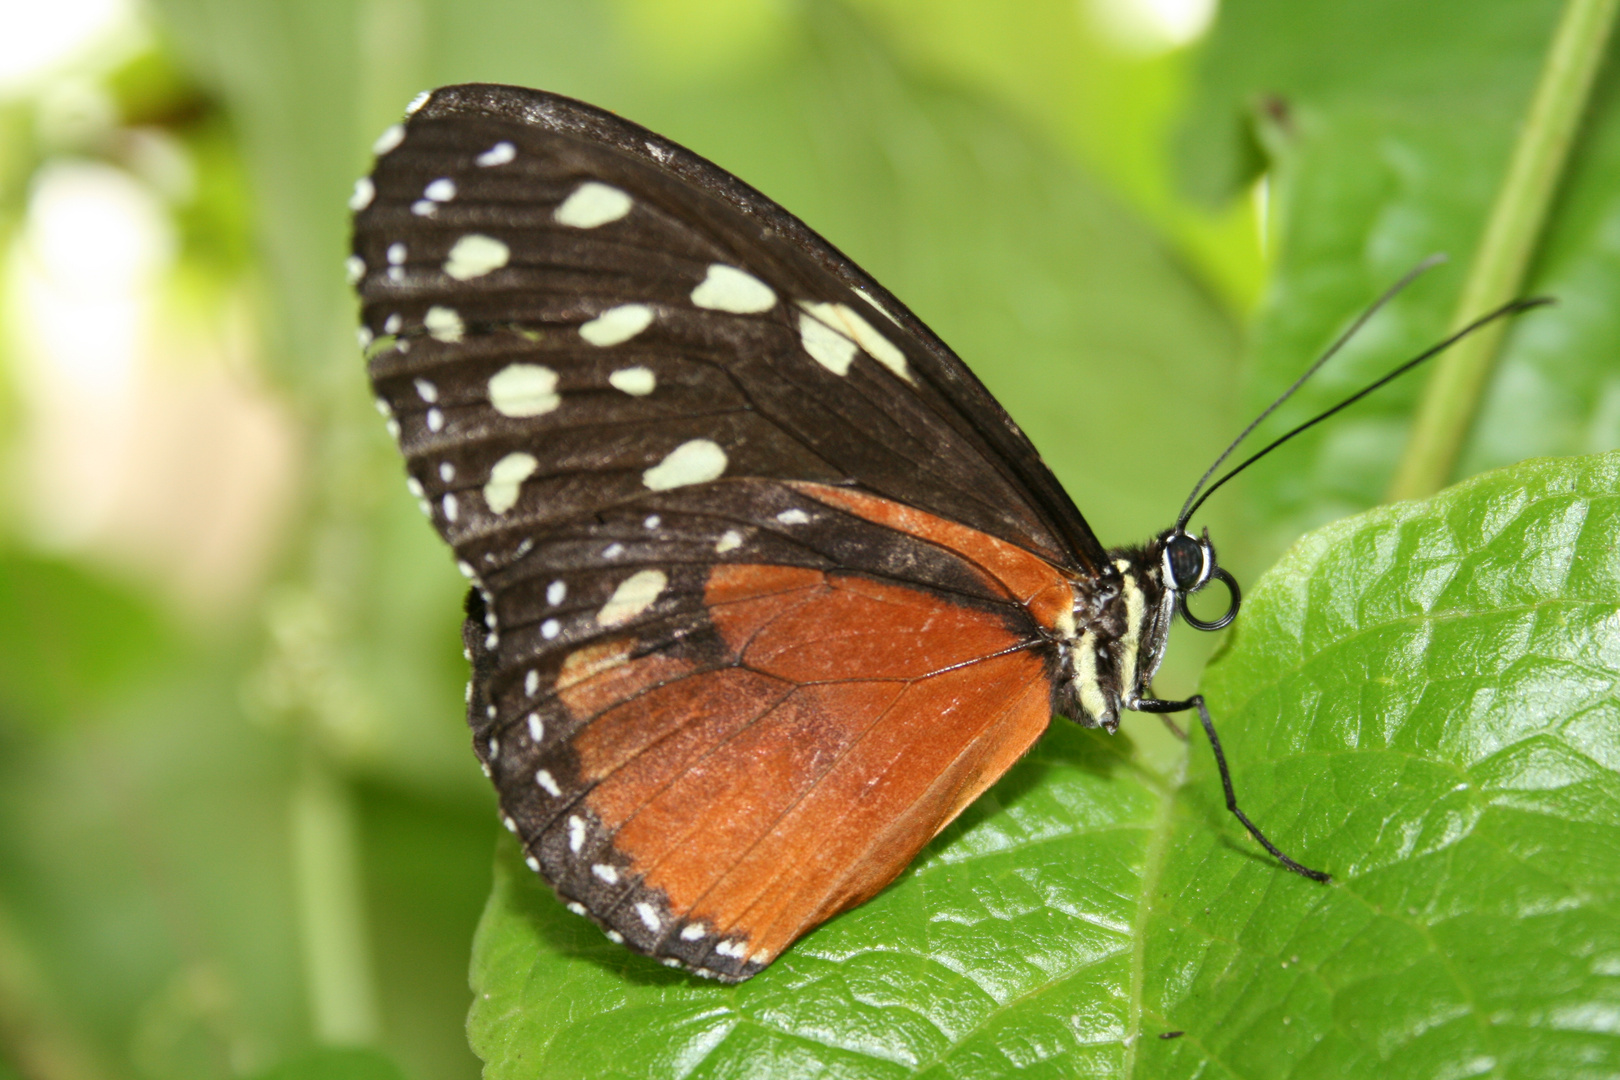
[291,753,380,1045]
[1386,0,1619,501]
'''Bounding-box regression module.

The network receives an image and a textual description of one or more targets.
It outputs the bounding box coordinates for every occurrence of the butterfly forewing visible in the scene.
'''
[352,85,1101,980]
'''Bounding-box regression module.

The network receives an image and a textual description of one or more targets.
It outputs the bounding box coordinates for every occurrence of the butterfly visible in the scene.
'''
[349,83,1331,983]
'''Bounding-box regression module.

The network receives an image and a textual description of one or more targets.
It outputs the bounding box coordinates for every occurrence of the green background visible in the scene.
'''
[0,1,1616,1078]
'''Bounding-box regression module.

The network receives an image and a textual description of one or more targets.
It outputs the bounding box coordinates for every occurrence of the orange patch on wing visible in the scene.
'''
[709,565,1027,681]
[556,637,696,719]
[733,665,1051,961]
[789,481,1077,633]
[580,556,1052,968]
[604,680,906,906]
[641,652,1049,965]
[576,668,796,827]
[704,563,823,606]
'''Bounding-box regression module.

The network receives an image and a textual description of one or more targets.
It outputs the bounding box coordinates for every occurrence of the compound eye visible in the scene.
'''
[1164,532,1207,590]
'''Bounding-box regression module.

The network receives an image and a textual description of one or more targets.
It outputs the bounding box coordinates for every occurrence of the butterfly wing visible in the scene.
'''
[352,85,1100,979]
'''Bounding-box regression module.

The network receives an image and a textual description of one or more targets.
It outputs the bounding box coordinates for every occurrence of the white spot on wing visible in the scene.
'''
[444,234,509,280]
[527,712,543,741]
[424,305,464,342]
[426,407,444,431]
[592,864,619,884]
[776,509,809,525]
[349,177,374,210]
[608,366,656,396]
[605,929,623,943]
[386,242,406,265]
[424,177,456,202]
[680,923,707,941]
[554,181,633,228]
[535,769,561,796]
[546,580,566,605]
[384,313,402,334]
[715,529,742,553]
[566,901,586,916]
[484,452,538,514]
[525,670,539,696]
[405,477,423,497]
[487,363,559,417]
[643,439,727,490]
[441,493,458,521]
[541,618,560,639]
[690,264,776,313]
[635,903,660,932]
[372,124,404,155]
[411,200,436,217]
[798,310,858,375]
[579,303,653,346]
[854,287,902,325]
[524,854,540,871]
[797,301,913,383]
[414,378,437,402]
[597,569,667,627]
[476,141,516,167]
[567,816,586,853]
[345,255,365,283]
[439,461,455,482]
[405,90,431,115]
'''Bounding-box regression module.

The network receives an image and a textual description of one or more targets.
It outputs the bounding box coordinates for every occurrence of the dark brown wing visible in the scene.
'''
[353,84,1106,571]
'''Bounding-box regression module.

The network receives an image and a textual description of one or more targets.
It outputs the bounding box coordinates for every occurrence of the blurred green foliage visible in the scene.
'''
[0,0,1615,1078]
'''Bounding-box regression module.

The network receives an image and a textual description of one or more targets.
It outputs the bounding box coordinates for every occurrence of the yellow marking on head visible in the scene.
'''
[1075,630,1109,722]
[1117,573,1146,696]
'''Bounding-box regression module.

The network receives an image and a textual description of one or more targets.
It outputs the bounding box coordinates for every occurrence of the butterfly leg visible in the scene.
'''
[1134,694,1330,883]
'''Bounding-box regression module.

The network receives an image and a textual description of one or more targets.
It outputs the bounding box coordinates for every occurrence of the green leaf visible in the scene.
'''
[471,720,1166,1079]
[1180,0,1620,560]
[472,453,1620,1077]
[1143,451,1620,1077]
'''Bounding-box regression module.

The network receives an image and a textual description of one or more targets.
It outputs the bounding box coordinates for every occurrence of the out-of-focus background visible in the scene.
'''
[2,0,1611,1077]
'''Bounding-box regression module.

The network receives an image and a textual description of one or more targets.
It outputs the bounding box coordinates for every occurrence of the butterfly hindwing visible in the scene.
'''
[458,479,1065,979]
[351,85,1103,979]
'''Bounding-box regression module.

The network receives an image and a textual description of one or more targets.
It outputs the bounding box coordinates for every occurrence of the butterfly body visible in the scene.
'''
[353,84,1247,981]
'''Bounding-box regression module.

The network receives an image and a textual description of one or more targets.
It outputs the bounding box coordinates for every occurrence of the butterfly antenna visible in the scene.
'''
[1178,295,1554,525]
[1176,254,1449,530]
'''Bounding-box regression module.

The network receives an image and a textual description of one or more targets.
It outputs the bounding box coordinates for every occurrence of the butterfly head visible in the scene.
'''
[1157,527,1240,632]
[1058,529,1237,732]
